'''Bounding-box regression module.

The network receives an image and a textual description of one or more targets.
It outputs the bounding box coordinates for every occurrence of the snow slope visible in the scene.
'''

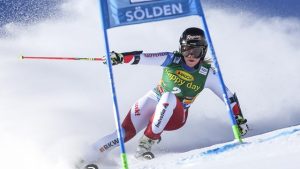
[0,0,300,169]
[129,125,300,169]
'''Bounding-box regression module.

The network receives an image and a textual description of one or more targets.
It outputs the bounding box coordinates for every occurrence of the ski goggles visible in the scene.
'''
[181,45,206,58]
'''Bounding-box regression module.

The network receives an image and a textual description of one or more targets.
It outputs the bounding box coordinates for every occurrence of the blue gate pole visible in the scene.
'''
[98,1,129,169]
[197,1,242,142]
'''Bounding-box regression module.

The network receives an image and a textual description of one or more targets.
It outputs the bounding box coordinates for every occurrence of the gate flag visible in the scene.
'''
[101,0,203,29]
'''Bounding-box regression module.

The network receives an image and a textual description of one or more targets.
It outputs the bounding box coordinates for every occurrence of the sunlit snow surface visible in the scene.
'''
[130,126,300,169]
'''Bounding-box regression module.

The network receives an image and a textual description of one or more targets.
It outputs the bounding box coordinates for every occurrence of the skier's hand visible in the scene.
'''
[236,115,249,136]
[103,51,124,65]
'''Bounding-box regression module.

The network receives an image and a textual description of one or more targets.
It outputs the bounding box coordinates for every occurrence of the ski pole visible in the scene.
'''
[21,56,105,61]
[197,0,243,142]
[98,0,129,168]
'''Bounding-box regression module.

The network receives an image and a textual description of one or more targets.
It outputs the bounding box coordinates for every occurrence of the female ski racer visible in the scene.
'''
[78,27,248,169]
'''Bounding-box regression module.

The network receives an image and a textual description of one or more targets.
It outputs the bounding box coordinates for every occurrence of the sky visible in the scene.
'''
[0,0,300,169]
[205,0,300,18]
[0,0,300,29]
[0,0,62,26]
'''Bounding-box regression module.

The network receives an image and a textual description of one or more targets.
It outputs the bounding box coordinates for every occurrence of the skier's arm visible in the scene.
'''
[204,68,234,104]
[204,68,248,135]
[103,51,174,66]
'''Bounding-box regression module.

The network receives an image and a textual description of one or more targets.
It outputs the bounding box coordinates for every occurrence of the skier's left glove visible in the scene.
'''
[103,51,124,65]
[230,93,249,136]
[236,115,249,136]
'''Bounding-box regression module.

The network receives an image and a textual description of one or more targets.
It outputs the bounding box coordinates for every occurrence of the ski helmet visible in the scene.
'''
[179,27,208,60]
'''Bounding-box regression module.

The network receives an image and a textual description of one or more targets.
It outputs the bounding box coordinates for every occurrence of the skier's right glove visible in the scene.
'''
[103,51,124,65]
[236,115,249,136]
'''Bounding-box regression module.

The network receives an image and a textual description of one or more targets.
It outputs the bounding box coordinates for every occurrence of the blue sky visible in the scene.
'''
[0,0,62,27]
[0,0,299,28]
[205,0,300,18]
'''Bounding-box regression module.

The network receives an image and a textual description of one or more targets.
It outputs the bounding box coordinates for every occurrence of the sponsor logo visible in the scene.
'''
[176,70,194,81]
[186,81,200,91]
[124,3,184,22]
[165,69,186,86]
[144,52,168,57]
[99,138,119,152]
[165,69,201,92]
[134,102,141,116]
[199,66,208,75]
[173,56,181,64]
[155,103,169,128]
[186,35,202,40]
[212,67,216,75]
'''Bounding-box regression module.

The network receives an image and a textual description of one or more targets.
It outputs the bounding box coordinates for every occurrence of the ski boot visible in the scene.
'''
[75,159,99,169]
[135,135,157,160]
[84,164,98,169]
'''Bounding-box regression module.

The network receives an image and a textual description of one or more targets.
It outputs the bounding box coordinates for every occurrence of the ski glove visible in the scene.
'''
[103,51,124,65]
[236,115,249,136]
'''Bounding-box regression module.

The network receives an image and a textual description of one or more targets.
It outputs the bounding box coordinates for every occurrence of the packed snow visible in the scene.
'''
[0,0,299,169]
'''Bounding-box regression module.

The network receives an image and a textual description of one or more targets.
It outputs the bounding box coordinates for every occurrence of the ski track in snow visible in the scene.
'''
[128,125,300,169]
